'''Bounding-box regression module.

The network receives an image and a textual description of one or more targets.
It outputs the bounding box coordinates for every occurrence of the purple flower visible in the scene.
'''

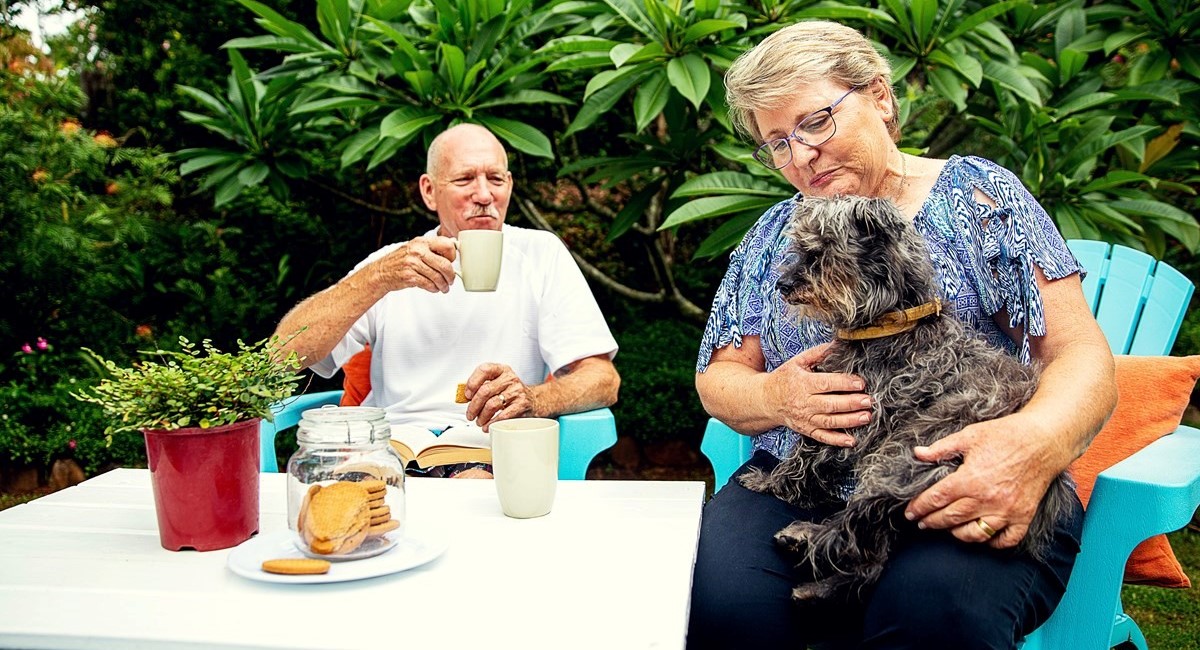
[20,343,33,354]
[36,337,48,351]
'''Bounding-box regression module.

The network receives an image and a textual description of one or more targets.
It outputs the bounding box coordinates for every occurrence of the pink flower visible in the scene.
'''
[20,343,33,354]
[36,337,48,350]
[68,440,77,450]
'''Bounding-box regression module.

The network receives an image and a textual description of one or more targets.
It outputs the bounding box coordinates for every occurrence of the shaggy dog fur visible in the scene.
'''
[739,195,1075,604]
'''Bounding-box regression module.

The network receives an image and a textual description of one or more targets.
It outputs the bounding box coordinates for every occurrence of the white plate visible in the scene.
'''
[227,529,448,584]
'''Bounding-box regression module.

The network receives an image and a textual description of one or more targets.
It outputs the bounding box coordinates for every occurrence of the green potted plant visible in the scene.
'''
[74,336,304,551]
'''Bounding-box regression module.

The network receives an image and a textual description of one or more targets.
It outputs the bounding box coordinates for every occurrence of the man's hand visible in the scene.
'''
[765,342,872,447]
[463,362,533,431]
[368,236,457,294]
[904,412,1060,548]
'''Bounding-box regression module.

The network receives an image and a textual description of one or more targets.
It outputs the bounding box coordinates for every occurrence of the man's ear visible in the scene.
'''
[418,174,437,211]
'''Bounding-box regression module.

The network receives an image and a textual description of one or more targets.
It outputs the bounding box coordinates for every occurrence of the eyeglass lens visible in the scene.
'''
[753,87,858,169]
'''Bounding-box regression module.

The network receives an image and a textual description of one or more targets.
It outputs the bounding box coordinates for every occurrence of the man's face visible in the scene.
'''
[419,131,513,238]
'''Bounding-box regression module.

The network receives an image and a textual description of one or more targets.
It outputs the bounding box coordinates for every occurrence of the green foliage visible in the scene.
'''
[177,0,575,206]
[610,314,708,445]
[74,336,305,441]
[70,0,312,151]
[654,0,1200,260]
[0,341,146,474]
[0,56,178,355]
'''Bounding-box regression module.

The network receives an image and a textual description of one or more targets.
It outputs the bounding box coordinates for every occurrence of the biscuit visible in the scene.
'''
[455,383,468,403]
[262,558,331,575]
[369,511,391,526]
[302,481,371,555]
[298,484,320,546]
[325,523,369,555]
[360,479,387,495]
[367,518,400,537]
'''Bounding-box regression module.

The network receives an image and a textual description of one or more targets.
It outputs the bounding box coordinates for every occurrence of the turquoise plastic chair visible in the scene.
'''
[699,239,1198,650]
[259,391,617,481]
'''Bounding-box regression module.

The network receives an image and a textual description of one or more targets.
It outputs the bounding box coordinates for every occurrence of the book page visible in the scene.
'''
[390,425,440,461]
[389,424,492,468]
[431,424,491,451]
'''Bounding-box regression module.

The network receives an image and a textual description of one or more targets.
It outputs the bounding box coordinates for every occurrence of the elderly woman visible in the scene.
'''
[688,20,1117,650]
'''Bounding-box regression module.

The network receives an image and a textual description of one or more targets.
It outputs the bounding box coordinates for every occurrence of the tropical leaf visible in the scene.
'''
[475,115,554,158]
[666,54,710,110]
[660,195,779,229]
[633,71,670,133]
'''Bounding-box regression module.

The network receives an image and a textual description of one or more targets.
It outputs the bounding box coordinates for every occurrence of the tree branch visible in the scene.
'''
[312,180,429,220]
[518,199,665,303]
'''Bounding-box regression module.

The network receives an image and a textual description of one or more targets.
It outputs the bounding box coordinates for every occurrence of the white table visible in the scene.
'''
[0,469,705,650]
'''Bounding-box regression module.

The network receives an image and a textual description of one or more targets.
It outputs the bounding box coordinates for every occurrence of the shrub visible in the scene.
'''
[0,341,145,475]
[611,314,708,447]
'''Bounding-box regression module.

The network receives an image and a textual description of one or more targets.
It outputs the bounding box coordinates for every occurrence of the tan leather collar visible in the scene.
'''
[835,299,943,341]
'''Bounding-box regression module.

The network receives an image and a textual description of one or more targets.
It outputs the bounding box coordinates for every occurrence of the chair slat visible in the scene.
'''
[1066,239,1111,314]
[1094,246,1155,354]
[1128,262,1195,356]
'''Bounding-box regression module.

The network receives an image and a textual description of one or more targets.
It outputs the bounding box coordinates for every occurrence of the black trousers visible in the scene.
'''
[686,451,1084,650]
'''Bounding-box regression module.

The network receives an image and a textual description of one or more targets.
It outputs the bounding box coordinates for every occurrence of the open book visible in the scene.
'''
[389,424,492,469]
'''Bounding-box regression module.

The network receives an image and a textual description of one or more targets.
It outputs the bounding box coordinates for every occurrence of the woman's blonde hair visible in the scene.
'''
[724,20,899,143]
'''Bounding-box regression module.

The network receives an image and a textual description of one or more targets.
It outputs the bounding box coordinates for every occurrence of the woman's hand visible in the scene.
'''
[903,411,1061,548]
[463,362,534,431]
[698,338,870,442]
[764,342,873,447]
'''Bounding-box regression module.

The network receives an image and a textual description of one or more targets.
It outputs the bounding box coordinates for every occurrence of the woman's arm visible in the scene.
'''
[905,269,1117,548]
[696,336,873,448]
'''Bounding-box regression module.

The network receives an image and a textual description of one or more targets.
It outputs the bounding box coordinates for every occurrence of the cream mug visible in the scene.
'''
[454,230,503,292]
[489,418,558,518]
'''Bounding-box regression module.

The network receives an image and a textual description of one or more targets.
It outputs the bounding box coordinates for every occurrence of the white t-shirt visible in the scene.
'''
[310,225,618,431]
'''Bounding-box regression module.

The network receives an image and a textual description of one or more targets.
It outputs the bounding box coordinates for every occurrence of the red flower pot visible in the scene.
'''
[143,419,261,551]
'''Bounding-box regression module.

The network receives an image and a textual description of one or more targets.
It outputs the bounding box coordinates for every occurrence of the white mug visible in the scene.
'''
[455,229,504,292]
[490,418,558,519]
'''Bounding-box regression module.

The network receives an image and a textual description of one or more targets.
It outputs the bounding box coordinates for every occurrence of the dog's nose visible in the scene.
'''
[775,278,794,295]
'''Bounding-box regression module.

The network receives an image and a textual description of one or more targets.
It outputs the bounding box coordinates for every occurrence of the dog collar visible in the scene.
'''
[836,299,943,341]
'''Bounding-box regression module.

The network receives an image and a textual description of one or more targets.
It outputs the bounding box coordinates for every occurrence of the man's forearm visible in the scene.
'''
[274,267,388,368]
[528,356,620,418]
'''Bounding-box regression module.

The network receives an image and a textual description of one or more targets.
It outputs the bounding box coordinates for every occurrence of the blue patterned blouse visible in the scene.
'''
[696,155,1083,460]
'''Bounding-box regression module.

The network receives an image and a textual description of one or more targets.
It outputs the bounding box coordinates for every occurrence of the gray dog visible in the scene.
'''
[740,194,1075,604]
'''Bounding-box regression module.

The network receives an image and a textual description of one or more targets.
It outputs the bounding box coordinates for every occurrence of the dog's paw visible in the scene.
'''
[775,520,820,553]
[736,467,776,494]
[791,581,835,603]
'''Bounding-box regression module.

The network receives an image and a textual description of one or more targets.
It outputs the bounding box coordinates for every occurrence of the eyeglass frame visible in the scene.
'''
[753,85,865,169]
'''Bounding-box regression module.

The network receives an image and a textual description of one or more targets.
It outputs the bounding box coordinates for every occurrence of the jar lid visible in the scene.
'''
[297,406,391,444]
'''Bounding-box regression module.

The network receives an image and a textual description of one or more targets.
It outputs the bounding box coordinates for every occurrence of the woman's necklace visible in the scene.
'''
[894,152,909,204]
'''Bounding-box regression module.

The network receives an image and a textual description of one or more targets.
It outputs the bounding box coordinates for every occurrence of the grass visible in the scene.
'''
[1122,524,1200,649]
[0,490,46,511]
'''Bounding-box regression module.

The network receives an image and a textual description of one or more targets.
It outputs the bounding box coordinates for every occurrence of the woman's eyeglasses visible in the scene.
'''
[753,85,863,169]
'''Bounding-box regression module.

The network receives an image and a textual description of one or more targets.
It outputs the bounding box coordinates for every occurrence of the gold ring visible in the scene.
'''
[976,518,998,538]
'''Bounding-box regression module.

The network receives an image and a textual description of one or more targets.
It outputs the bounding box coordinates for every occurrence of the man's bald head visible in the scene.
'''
[426,124,506,178]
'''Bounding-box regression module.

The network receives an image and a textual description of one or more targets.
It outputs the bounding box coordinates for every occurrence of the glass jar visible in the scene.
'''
[286,406,406,559]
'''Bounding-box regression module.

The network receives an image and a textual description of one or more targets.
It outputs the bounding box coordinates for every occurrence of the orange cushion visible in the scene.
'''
[340,346,371,407]
[1068,354,1200,588]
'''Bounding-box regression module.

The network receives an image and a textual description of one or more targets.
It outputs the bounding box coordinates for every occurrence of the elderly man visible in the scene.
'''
[275,124,620,478]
